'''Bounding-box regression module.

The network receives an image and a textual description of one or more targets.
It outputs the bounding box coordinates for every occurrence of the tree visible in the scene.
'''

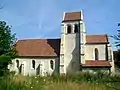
[113,31,120,49]
[0,21,17,76]
[112,23,120,68]
[112,24,120,49]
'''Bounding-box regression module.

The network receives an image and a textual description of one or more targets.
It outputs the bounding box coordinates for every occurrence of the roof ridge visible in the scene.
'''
[86,34,107,36]
[18,38,61,41]
[65,11,81,13]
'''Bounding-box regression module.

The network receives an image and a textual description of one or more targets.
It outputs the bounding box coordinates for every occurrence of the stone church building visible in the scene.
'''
[8,11,115,76]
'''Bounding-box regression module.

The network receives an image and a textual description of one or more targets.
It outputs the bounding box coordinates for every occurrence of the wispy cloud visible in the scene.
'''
[37,0,62,37]
[1,0,120,42]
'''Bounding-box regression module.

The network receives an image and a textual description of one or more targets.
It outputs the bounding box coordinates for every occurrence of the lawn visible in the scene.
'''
[0,72,120,90]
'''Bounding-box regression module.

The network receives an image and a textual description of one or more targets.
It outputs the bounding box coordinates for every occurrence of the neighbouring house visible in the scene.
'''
[8,11,115,76]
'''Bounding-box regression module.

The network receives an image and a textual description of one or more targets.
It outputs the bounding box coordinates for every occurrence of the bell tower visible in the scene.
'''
[59,11,86,74]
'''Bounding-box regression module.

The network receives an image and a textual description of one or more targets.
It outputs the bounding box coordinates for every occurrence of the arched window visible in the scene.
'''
[16,60,19,68]
[32,60,35,69]
[95,48,99,60]
[74,24,78,33]
[50,60,54,70]
[67,25,72,34]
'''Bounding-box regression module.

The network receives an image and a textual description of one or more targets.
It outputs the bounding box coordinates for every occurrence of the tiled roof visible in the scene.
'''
[82,60,111,67]
[16,39,60,57]
[16,34,109,57]
[86,35,108,44]
[63,12,81,22]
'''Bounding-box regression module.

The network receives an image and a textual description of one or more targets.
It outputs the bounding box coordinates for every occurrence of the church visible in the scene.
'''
[8,11,115,76]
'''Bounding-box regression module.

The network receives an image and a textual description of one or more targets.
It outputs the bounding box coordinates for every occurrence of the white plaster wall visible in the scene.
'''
[64,34,80,74]
[80,22,86,64]
[85,43,115,73]
[108,44,115,74]
[60,20,86,74]
[82,68,110,73]
[85,44,106,60]
[60,21,80,74]
[9,57,59,76]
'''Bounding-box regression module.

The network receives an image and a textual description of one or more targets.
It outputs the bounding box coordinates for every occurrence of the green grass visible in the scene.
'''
[0,72,120,90]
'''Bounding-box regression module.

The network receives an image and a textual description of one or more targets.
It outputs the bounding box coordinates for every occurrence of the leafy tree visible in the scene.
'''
[112,30,120,49]
[0,21,17,76]
[112,24,120,68]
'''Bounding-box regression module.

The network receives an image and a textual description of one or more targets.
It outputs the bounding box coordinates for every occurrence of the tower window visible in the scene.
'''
[16,60,19,68]
[95,48,99,60]
[67,25,72,34]
[74,24,79,33]
[50,60,54,70]
[32,60,35,69]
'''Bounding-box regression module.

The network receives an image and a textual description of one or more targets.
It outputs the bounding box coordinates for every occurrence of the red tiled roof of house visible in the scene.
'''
[63,12,81,22]
[86,35,109,44]
[16,39,60,57]
[82,60,111,67]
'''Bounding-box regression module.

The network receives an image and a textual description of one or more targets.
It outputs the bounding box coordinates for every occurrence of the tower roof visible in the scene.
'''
[62,11,82,22]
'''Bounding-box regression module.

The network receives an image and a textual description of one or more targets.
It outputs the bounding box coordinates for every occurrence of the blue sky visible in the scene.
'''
[0,0,120,48]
